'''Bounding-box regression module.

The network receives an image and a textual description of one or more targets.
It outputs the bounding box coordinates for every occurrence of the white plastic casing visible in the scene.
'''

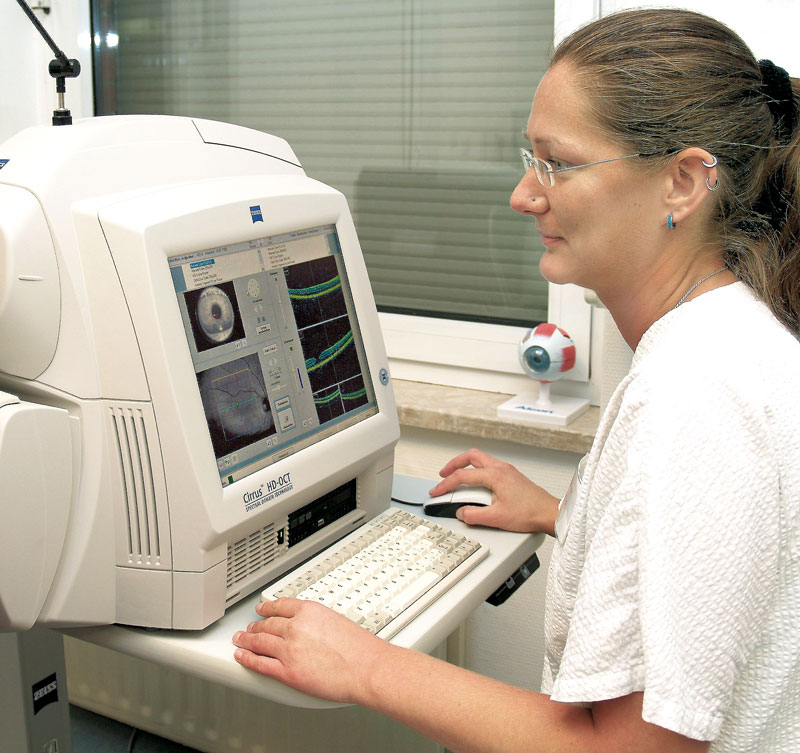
[0,396,73,631]
[0,187,61,379]
[0,116,399,630]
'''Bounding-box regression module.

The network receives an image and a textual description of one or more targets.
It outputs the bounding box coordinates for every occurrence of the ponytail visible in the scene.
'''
[726,65,800,336]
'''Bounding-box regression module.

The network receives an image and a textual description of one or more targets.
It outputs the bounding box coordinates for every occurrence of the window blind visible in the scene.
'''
[93,0,553,325]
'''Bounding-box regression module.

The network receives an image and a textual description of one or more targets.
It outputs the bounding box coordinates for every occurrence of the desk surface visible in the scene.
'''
[63,475,543,709]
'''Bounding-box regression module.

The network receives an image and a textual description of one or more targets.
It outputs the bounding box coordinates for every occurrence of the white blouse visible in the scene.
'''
[542,283,800,751]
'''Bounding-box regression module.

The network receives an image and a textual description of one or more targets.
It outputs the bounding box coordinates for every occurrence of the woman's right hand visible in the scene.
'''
[428,448,560,536]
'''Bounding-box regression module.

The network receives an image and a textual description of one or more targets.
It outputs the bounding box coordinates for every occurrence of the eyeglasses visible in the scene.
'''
[520,147,650,187]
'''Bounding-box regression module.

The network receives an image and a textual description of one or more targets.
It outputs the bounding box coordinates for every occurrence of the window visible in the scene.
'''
[92,0,592,394]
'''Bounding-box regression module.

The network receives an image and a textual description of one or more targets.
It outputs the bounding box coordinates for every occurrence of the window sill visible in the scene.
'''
[393,379,599,455]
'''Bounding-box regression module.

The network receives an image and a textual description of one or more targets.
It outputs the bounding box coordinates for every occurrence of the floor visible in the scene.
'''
[70,705,202,753]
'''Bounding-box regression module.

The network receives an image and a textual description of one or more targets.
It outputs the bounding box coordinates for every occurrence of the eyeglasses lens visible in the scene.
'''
[520,149,552,188]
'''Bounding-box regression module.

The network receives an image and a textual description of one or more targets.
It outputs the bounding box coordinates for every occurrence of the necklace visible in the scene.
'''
[673,266,727,309]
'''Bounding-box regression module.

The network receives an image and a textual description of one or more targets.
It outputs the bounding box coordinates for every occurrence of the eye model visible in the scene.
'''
[518,323,576,382]
[246,278,261,299]
[196,286,236,343]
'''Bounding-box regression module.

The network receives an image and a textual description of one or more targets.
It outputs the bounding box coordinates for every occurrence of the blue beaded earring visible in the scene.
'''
[667,214,676,230]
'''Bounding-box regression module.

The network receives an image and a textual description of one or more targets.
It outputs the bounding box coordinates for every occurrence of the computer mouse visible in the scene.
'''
[422,485,493,518]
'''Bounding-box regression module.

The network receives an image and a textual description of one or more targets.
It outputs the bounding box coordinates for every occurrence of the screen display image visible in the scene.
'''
[286,256,371,424]
[197,352,277,458]
[185,281,246,352]
[169,224,377,487]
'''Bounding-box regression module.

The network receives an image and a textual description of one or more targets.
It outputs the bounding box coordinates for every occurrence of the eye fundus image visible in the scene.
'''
[196,353,276,458]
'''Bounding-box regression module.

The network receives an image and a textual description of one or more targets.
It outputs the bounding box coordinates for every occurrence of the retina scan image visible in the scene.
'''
[184,281,246,353]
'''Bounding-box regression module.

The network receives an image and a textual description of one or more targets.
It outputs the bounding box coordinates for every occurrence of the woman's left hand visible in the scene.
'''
[232,598,389,704]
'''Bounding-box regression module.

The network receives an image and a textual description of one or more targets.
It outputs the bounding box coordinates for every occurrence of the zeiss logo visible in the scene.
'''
[250,205,264,223]
[32,673,58,715]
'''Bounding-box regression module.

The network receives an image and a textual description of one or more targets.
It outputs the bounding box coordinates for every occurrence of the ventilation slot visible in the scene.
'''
[226,525,277,595]
[110,406,162,566]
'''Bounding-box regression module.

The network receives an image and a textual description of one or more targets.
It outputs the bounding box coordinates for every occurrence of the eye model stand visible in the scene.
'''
[496,323,590,426]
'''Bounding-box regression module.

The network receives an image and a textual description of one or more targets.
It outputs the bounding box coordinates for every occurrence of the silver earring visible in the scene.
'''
[667,214,676,229]
[703,155,719,191]
[529,197,537,202]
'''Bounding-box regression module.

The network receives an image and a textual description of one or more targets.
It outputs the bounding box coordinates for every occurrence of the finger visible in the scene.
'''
[437,450,473,478]
[233,646,288,680]
[245,615,290,637]
[256,597,301,619]
[429,466,494,497]
[438,448,491,478]
[455,503,502,529]
[233,628,283,658]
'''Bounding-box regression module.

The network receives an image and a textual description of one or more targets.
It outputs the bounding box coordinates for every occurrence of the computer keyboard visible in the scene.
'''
[261,507,488,640]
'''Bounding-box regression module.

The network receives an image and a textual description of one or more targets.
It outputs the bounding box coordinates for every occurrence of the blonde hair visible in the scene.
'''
[552,8,800,334]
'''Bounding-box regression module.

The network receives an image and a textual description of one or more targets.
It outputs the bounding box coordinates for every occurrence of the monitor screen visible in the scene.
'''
[169,223,378,487]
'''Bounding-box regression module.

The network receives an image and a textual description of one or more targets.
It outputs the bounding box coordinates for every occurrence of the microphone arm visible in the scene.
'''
[15,0,82,125]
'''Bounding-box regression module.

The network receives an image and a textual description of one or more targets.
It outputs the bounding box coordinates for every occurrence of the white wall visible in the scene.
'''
[556,0,800,71]
[611,0,799,71]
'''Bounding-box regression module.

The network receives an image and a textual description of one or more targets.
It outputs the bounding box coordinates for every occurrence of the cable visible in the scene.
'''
[390,495,423,506]
[126,726,140,753]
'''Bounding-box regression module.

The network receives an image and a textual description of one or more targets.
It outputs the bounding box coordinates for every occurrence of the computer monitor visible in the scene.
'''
[0,116,399,632]
[169,223,378,489]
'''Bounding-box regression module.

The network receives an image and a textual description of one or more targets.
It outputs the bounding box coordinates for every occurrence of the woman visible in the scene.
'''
[233,9,800,752]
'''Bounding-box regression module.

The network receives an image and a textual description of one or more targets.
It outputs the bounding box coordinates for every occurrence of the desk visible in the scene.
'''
[62,475,543,710]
